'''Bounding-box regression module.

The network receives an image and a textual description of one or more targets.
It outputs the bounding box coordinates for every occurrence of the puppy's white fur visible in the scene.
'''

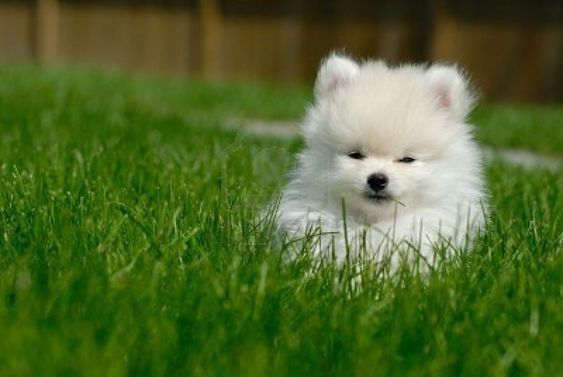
[276,53,487,266]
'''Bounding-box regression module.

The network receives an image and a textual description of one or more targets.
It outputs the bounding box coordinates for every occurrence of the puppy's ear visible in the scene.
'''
[315,53,359,98]
[425,65,475,121]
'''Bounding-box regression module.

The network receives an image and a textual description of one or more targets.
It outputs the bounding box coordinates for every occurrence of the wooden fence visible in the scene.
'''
[0,0,561,102]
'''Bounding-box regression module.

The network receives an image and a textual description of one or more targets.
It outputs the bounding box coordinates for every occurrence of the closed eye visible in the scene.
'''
[347,151,366,160]
[397,156,416,163]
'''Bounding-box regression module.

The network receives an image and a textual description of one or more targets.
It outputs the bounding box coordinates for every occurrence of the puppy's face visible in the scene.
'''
[302,54,475,219]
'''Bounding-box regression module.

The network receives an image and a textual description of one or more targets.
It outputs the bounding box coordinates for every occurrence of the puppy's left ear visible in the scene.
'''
[315,53,360,99]
[425,65,475,121]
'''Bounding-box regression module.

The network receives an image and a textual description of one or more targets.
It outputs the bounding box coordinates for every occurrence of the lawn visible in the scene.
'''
[0,67,561,376]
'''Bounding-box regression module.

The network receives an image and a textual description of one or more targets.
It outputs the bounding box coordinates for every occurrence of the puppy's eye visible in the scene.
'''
[347,151,366,160]
[398,156,416,163]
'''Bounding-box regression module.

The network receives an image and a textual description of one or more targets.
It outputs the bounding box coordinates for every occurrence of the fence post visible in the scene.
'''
[199,0,221,78]
[36,0,59,65]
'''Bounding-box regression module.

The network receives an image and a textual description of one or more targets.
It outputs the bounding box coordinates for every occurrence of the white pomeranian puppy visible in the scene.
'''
[275,53,487,267]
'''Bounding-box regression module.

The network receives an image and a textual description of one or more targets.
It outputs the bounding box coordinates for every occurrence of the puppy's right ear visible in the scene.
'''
[425,65,475,121]
[315,53,359,98]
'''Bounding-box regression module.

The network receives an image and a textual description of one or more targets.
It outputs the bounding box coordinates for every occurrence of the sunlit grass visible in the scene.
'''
[0,66,561,376]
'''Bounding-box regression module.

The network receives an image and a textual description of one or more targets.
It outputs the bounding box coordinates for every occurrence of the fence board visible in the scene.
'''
[58,4,194,74]
[432,10,563,101]
[0,2,34,61]
[0,1,560,101]
[36,0,59,64]
[199,0,221,78]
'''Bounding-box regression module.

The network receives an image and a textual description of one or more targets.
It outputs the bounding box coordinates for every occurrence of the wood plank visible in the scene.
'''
[0,3,35,61]
[199,0,222,78]
[58,4,193,75]
[36,0,60,64]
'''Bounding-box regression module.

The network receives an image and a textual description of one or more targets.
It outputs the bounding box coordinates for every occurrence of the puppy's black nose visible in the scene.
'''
[367,173,388,192]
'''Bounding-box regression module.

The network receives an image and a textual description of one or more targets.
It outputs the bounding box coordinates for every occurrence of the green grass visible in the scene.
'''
[0,66,562,376]
[472,104,563,156]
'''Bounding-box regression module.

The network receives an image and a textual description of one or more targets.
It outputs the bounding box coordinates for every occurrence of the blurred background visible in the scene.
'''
[0,0,561,102]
